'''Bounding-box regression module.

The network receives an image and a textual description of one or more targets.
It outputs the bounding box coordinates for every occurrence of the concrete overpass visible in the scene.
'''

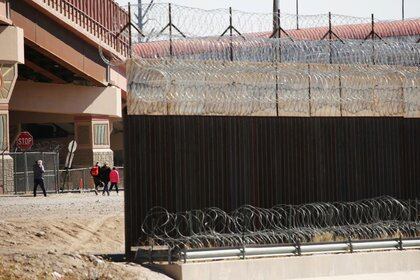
[0,0,128,192]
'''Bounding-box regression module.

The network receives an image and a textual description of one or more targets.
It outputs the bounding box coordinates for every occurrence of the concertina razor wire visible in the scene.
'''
[126,58,419,116]
[107,3,420,116]
[140,196,420,250]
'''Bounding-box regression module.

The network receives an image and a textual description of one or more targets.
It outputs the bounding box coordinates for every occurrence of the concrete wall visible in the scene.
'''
[10,81,122,117]
[160,250,420,280]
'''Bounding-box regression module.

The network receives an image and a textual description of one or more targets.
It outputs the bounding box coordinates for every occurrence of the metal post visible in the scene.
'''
[273,0,279,34]
[24,152,29,193]
[128,2,133,58]
[348,237,353,253]
[54,152,58,193]
[371,14,375,65]
[169,3,173,57]
[308,64,312,116]
[328,12,332,64]
[138,0,143,31]
[2,149,5,194]
[338,65,343,116]
[229,7,233,61]
[402,0,405,20]
[274,9,280,117]
[296,0,299,29]
[13,153,17,195]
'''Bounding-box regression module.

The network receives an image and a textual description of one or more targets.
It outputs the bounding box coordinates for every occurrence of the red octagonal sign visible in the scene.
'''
[17,131,33,151]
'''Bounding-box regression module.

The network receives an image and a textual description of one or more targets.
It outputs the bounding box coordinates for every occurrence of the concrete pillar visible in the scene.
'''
[0,107,13,193]
[73,116,114,167]
[0,63,20,194]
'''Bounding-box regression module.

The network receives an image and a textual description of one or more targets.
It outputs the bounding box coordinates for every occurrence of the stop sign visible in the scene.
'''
[16,131,33,151]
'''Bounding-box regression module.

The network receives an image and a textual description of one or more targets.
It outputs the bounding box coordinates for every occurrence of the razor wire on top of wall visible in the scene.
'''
[127,58,420,116]
[140,196,420,250]
[121,3,417,42]
[100,2,420,65]
[100,3,420,116]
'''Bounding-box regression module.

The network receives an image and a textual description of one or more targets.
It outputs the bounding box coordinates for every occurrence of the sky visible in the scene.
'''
[117,0,419,20]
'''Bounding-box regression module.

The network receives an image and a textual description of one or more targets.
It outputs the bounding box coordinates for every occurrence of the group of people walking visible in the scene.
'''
[90,162,120,196]
[32,160,120,197]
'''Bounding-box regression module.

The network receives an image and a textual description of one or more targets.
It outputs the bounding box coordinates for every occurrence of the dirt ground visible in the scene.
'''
[0,193,171,280]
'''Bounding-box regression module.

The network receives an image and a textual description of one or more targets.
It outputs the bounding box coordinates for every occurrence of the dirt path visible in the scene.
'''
[0,193,171,280]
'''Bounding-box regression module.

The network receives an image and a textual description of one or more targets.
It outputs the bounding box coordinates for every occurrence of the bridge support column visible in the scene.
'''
[73,116,114,168]
[0,109,14,194]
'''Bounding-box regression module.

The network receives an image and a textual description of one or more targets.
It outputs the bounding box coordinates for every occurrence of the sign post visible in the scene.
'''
[16,131,33,192]
[61,140,77,192]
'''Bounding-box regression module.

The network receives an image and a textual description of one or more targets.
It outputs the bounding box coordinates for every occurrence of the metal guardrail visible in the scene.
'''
[41,0,130,56]
[176,238,420,262]
[134,237,420,263]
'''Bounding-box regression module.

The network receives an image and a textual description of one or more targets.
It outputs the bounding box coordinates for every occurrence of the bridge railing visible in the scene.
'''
[42,0,130,57]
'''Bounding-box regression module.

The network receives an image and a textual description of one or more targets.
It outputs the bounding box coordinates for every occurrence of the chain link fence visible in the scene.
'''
[0,151,124,195]
[59,167,124,192]
[10,152,59,194]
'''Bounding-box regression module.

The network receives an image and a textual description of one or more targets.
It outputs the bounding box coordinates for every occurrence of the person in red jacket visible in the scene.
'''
[109,167,120,194]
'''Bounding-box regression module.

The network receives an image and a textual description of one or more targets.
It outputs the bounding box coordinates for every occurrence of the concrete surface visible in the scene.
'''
[160,250,420,280]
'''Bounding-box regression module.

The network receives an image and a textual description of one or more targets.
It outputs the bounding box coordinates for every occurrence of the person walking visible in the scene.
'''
[100,162,111,196]
[109,167,120,194]
[33,160,47,197]
[90,162,102,195]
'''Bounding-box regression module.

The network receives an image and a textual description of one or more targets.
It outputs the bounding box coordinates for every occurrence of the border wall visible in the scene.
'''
[124,115,420,254]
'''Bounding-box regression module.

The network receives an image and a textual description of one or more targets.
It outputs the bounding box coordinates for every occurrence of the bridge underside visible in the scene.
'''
[0,0,126,193]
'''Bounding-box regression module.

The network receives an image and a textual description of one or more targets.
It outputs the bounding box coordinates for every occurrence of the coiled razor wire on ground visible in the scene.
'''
[140,196,420,250]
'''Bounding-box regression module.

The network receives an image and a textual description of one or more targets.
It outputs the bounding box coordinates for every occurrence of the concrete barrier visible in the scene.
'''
[158,250,420,280]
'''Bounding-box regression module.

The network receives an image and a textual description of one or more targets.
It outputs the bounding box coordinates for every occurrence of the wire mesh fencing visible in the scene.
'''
[59,167,124,193]
[7,152,60,194]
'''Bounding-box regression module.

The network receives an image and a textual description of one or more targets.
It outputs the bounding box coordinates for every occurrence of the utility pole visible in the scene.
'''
[273,0,279,34]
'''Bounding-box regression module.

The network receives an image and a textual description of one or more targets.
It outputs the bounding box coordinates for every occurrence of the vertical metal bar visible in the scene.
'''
[296,0,299,30]
[2,151,5,193]
[53,152,58,193]
[328,12,332,64]
[14,153,17,195]
[128,2,133,58]
[371,14,375,65]
[138,0,143,42]
[229,7,233,62]
[308,64,312,116]
[338,65,343,117]
[169,3,173,57]
[274,9,281,117]
[24,152,29,193]
[278,9,281,59]
[273,0,279,34]
[402,0,405,20]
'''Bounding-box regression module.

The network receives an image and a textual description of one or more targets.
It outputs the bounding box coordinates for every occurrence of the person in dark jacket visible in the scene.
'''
[33,160,46,197]
[100,163,111,196]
